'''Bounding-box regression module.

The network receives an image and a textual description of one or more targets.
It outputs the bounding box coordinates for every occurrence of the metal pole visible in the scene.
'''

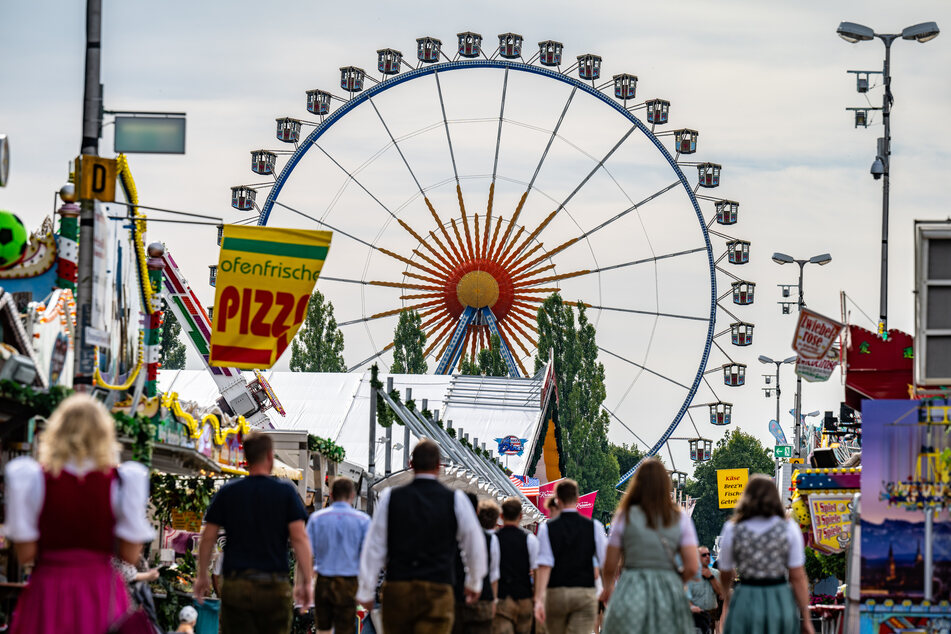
[74,0,103,389]
[794,262,806,459]
[775,363,782,428]
[924,506,933,600]
[384,377,394,476]
[879,39,893,333]
[404,389,413,469]
[368,384,377,477]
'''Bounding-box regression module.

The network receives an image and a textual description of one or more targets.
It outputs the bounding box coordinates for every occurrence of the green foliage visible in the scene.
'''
[610,443,645,479]
[159,301,187,370]
[0,379,70,416]
[805,548,847,582]
[684,428,776,547]
[391,310,427,374]
[308,433,346,463]
[113,411,156,465]
[155,551,197,630]
[370,364,403,427]
[290,290,346,372]
[149,473,217,528]
[459,334,508,376]
[535,293,619,521]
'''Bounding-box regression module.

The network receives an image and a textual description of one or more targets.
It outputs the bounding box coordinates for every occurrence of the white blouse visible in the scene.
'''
[716,516,805,571]
[607,508,699,548]
[3,456,156,544]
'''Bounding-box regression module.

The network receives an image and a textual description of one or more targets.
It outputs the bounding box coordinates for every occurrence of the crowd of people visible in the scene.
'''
[0,396,816,634]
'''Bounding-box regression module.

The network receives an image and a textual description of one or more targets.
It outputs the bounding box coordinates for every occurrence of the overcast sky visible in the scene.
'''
[2,0,950,473]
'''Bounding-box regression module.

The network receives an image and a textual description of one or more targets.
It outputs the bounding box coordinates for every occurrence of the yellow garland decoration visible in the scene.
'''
[93,329,145,391]
[161,392,250,444]
[116,154,157,316]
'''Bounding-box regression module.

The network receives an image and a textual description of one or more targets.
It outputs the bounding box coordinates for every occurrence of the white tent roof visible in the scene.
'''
[158,370,547,475]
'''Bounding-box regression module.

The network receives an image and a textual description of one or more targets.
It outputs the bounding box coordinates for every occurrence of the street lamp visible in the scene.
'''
[772,252,832,458]
[758,355,797,444]
[838,20,940,336]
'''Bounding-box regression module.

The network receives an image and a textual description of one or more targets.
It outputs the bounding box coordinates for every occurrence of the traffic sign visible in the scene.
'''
[774,444,793,459]
[77,155,117,202]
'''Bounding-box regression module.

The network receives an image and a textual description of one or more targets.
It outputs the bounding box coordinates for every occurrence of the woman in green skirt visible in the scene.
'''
[717,475,814,634]
[599,459,699,634]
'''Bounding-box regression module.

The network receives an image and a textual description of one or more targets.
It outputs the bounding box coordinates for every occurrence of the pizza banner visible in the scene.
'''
[209,225,332,369]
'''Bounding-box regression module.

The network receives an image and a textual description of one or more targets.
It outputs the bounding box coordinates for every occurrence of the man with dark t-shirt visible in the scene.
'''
[358,438,487,633]
[195,431,313,634]
[533,479,607,634]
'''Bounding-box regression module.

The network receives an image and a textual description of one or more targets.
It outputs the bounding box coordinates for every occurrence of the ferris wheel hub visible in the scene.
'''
[456,270,499,309]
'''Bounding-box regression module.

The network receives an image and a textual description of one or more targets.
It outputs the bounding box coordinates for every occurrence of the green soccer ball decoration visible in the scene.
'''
[0,211,28,269]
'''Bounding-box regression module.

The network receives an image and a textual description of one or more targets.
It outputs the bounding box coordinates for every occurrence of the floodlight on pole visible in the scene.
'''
[837,22,875,42]
[772,252,795,265]
[901,22,940,43]
[809,253,832,266]
[839,20,939,337]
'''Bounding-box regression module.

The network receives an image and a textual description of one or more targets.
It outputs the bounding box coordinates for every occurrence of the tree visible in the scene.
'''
[159,301,186,370]
[535,293,620,520]
[684,428,775,548]
[458,334,508,377]
[289,290,346,372]
[610,443,645,480]
[391,310,427,374]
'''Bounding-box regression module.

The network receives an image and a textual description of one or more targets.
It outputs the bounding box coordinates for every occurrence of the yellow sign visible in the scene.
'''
[209,225,332,369]
[790,458,805,464]
[716,468,749,509]
[77,155,117,202]
[807,493,853,553]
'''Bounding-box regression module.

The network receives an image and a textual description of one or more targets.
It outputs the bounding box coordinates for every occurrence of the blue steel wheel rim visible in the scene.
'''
[255,59,717,481]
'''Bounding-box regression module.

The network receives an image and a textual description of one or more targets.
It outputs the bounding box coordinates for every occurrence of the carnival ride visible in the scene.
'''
[223,32,755,479]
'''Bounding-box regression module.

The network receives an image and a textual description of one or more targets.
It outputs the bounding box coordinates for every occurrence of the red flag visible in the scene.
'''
[577,491,598,519]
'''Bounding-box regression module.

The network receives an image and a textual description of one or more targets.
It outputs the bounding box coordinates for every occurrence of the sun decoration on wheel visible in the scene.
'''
[224,31,754,476]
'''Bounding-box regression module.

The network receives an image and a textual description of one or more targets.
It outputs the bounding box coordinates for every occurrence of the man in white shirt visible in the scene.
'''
[493,498,539,634]
[533,479,607,634]
[357,439,487,633]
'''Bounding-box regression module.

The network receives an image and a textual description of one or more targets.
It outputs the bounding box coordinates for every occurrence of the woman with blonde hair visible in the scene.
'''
[4,393,155,633]
[717,474,814,634]
[599,458,699,633]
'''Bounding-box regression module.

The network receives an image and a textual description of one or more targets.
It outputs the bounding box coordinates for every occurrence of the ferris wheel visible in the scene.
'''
[225,32,754,477]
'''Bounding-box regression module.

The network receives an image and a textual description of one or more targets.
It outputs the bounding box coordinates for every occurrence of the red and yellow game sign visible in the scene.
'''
[210,225,332,369]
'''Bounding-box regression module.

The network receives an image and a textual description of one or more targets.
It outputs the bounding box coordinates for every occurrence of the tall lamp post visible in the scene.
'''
[758,355,797,436]
[837,21,940,335]
[772,252,832,458]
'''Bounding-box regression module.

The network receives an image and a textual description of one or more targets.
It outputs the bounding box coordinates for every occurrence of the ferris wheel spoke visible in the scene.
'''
[424,318,457,358]
[412,248,453,276]
[510,263,556,283]
[348,342,395,373]
[580,181,680,240]
[368,97,424,193]
[601,404,650,448]
[403,271,445,286]
[505,241,545,272]
[312,143,397,220]
[378,247,445,280]
[598,346,690,391]
[506,309,540,334]
[421,309,452,330]
[492,68,509,183]
[369,280,443,292]
[399,292,444,300]
[433,71,460,183]
[423,199,465,266]
[491,85,577,263]
[426,230,463,269]
[272,201,375,249]
[509,236,580,277]
[474,213,481,259]
[394,219,456,271]
[581,246,709,275]
[505,125,638,264]
[319,276,369,286]
[584,303,709,323]
[712,339,735,364]
[497,319,534,357]
[513,268,591,288]
[491,191,528,262]
[456,186,476,260]
[495,225,526,264]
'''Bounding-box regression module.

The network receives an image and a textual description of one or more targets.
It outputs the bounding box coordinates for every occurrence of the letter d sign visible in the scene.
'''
[77,155,117,202]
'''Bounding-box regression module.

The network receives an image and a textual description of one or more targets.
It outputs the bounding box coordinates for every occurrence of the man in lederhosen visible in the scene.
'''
[358,438,487,633]
[492,497,538,634]
[533,479,607,634]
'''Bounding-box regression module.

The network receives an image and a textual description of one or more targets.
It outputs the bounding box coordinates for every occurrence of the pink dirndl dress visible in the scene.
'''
[4,458,155,634]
